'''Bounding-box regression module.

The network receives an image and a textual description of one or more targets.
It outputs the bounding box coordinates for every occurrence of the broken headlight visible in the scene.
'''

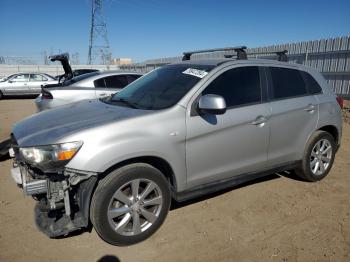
[19,141,83,169]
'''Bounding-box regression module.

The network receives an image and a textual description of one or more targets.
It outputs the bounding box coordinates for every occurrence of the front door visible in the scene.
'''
[3,74,30,95]
[186,66,270,188]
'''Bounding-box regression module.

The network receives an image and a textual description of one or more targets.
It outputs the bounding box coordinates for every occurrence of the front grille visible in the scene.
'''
[24,179,48,196]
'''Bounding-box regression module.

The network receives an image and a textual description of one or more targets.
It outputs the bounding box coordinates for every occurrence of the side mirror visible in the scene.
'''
[198,94,226,115]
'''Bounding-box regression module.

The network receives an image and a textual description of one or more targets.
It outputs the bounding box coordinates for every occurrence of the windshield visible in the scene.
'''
[109,64,215,110]
[0,74,16,82]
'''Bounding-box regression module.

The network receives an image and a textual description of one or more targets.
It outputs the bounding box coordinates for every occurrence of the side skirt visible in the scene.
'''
[174,161,300,202]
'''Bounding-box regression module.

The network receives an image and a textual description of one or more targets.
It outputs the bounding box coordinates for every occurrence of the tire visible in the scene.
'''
[90,163,171,246]
[295,131,336,182]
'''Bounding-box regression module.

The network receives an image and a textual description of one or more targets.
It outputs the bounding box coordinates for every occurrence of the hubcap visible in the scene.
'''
[310,138,332,176]
[107,179,163,236]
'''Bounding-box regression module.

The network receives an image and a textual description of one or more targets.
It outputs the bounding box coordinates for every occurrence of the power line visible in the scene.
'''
[87,0,112,65]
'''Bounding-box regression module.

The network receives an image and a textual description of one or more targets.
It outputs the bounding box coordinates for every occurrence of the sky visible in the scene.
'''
[0,0,349,64]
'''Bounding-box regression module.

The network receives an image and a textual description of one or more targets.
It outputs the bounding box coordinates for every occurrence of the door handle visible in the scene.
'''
[251,115,267,126]
[304,104,316,112]
[99,93,107,96]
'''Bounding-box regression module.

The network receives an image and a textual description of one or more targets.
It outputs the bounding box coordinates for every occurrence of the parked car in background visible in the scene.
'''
[0,73,57,99]
[9,47,342,245]
[49,53,101,85]
[35,71,142,111]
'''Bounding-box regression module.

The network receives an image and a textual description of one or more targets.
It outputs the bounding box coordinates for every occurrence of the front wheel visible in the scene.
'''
[90,163,171,246]
[295,131,336,181]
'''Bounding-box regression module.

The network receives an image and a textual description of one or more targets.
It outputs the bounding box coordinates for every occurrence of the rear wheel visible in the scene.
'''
[90,163,171,246]
[295,131,336,181]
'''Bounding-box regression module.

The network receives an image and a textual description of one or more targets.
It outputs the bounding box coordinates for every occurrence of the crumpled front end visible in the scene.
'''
[9,135,97,237]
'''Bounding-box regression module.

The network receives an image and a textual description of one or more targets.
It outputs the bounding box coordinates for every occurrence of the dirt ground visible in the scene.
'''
[0,99,349,262]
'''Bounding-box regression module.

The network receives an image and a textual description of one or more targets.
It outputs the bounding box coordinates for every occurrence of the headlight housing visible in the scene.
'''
[19,141,83,169]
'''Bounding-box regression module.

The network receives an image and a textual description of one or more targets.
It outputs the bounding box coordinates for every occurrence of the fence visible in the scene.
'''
[120,36,350,96]
[1,36,350,96]
[0,64,120,78]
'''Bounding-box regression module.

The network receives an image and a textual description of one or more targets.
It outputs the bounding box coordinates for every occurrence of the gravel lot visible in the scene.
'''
[0,99,349,262]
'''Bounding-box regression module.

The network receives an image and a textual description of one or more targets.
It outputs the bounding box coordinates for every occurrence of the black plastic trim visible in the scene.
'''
[174,161,300,202]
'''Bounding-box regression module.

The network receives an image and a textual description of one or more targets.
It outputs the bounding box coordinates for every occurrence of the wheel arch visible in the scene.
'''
[99,156,178,194]
[317,125,339,145]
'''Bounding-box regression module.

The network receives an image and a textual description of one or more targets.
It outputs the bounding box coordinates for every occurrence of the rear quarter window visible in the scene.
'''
[300,71,323,94]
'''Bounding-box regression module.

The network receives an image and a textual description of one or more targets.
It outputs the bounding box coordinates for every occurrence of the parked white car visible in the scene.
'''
[35,71,142,111]
[0,73,57,99]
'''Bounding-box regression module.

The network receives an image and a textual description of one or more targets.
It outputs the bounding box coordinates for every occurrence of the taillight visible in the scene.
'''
[41,89,53,99]
[336,96,344,109]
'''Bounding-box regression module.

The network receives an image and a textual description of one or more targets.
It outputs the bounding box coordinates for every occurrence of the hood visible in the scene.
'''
[12,99,153,147]
[49,53,73,80]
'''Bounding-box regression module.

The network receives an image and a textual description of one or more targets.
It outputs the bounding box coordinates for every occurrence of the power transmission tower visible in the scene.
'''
[87,0,112,65]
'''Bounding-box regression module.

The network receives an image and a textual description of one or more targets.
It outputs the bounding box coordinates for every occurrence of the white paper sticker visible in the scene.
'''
[182,68,208,78]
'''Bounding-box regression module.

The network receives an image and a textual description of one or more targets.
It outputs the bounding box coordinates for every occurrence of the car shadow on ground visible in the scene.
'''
[0,95,38,100]
[0,138,11,161]
[97,255,121,262]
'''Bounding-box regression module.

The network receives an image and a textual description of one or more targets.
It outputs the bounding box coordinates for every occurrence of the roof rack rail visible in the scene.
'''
[248,50,288,62]
[182,46,247,61]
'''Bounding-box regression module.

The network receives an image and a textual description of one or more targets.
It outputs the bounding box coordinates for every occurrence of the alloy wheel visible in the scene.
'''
[107,178,163,236]
[310,138,333,176]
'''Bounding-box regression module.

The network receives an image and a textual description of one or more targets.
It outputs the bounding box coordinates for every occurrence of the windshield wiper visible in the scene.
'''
[111,98,140,109]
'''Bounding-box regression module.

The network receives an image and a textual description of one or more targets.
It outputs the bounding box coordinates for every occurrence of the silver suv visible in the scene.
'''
[9,47,343,246]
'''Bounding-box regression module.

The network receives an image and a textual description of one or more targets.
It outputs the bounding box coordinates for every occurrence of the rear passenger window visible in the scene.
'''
[269,67,307,99]
[94,78,106,88]
[127,75,141,84]
[202,66,261,108]
[300,71,322,94]
[105,76,128,88]
[94,76,128,89]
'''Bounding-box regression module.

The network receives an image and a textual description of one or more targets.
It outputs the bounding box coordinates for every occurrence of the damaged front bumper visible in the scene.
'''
[10,162,97,238]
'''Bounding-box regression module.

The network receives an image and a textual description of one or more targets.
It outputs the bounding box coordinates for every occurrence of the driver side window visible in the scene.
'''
[202,66,261,108]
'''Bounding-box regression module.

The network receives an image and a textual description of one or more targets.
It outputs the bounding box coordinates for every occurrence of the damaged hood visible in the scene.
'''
[12,99,153,147]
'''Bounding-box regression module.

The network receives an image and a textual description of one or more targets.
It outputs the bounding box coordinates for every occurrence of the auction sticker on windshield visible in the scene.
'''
[182,68,208,78]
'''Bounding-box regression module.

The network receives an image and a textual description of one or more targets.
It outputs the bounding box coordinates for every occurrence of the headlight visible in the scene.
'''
[19,141,83,168]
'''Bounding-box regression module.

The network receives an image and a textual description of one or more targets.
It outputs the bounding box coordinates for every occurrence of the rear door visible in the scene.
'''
[3,74,30,95]
[28,74,49,94]
[186,65,270,188]
[265,66,319,166]
[94,75,129,98]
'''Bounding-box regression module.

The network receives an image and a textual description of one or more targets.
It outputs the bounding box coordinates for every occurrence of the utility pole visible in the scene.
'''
[87,0,111,65]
